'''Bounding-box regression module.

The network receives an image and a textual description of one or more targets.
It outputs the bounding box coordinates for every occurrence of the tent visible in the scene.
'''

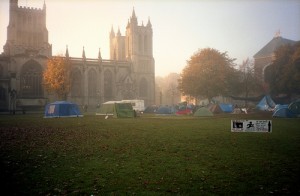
[288,99,300,117]
[274,104,289,111]
[176,101,192,115]
[156,106,177,115]
[176,102,194,115]
[144,105,158,113]
[96,101,135,118]
[219,103,234,113]
[272,106,296,118]
[193,107,213,117]
[176,108,193,115]
[208,104,223,114]
[44,101,83,118]
[256,95,276,111]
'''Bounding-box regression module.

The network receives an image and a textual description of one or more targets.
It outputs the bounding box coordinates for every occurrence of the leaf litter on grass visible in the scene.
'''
[1,114,300,195]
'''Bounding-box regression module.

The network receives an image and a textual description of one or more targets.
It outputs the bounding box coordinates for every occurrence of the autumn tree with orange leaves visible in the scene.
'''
[178,48,237,102]
[43,56,70,100]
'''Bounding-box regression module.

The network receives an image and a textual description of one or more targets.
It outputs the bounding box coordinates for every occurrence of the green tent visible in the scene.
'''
[96,101,135,118]
[194,107,213,117]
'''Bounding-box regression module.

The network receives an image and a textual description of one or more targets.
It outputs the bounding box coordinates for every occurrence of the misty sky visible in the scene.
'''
[0,0,300,77]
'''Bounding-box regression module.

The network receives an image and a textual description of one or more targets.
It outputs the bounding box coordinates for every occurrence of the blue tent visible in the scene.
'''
[272,106,295,118]
[219,104,234,113]
[44,101,83,118]
[256,95,276,111]
[274,104,288,111]
[156,106,177,115]
[288,99,300,117]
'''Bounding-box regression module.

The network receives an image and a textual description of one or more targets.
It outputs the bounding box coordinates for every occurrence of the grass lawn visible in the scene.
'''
[1,113,299,195]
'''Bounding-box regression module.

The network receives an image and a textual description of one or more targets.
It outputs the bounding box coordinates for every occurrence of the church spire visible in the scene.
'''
[132,7,137,19]
[110,25,115,38]
[147,17,152,28]
[82,46,86,60]
[43,0,46,10]
[117,27,121,36]
[130,7,137,24]
[98,48,102,61]
[65,45,69,58]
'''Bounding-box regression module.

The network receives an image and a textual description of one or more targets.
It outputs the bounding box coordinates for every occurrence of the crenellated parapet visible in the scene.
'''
[18,6,43,12]
[5,0,50,57]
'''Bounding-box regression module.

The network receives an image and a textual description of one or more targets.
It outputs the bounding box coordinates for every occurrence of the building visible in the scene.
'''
[253,33,297,91]
[0,0,155,112]
[155,73,181,106]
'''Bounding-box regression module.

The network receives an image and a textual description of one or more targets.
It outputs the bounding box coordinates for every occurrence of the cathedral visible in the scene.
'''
[0,0,155,112]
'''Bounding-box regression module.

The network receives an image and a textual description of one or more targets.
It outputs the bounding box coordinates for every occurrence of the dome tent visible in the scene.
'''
[288,99,300,117]
[194,107,213,117]
[156,106,177,115]
[256,95,276,111]
[44,101,83,118]
[272,106,296,118]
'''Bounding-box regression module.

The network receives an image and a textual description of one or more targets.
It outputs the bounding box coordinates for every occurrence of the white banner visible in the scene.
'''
[231,120,272,132]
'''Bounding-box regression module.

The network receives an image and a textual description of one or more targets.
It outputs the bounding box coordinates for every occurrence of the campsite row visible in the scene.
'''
[256,95,300,118]
[44,96,300,118]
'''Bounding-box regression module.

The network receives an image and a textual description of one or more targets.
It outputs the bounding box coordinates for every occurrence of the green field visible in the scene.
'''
[1,113,299,195]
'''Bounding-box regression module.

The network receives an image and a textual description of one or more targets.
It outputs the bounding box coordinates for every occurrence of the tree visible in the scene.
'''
[268,43,300,96]
[236,58,260,106]
[178,48,236,102]
[43,56,71,100]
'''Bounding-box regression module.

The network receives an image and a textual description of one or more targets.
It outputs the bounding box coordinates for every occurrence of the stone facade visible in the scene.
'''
[0,0,155,111]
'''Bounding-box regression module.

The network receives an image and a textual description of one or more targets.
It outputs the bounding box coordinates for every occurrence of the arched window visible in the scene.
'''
[139,78,148,97]
[20,60,43,98]
[71,69,82,97]
[88,69,97,97]
[104,69,113,100]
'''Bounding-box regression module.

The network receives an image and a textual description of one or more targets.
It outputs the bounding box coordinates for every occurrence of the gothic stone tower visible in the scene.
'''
[110,8,155,105]
[0,3,155,111]
[0,0,51,111]
[4,0,51,57]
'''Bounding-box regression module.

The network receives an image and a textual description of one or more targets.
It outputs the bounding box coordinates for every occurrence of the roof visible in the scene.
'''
[253,36,297,59]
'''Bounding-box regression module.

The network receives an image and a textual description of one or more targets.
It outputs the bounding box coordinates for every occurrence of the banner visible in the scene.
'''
[231,120,272,132]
